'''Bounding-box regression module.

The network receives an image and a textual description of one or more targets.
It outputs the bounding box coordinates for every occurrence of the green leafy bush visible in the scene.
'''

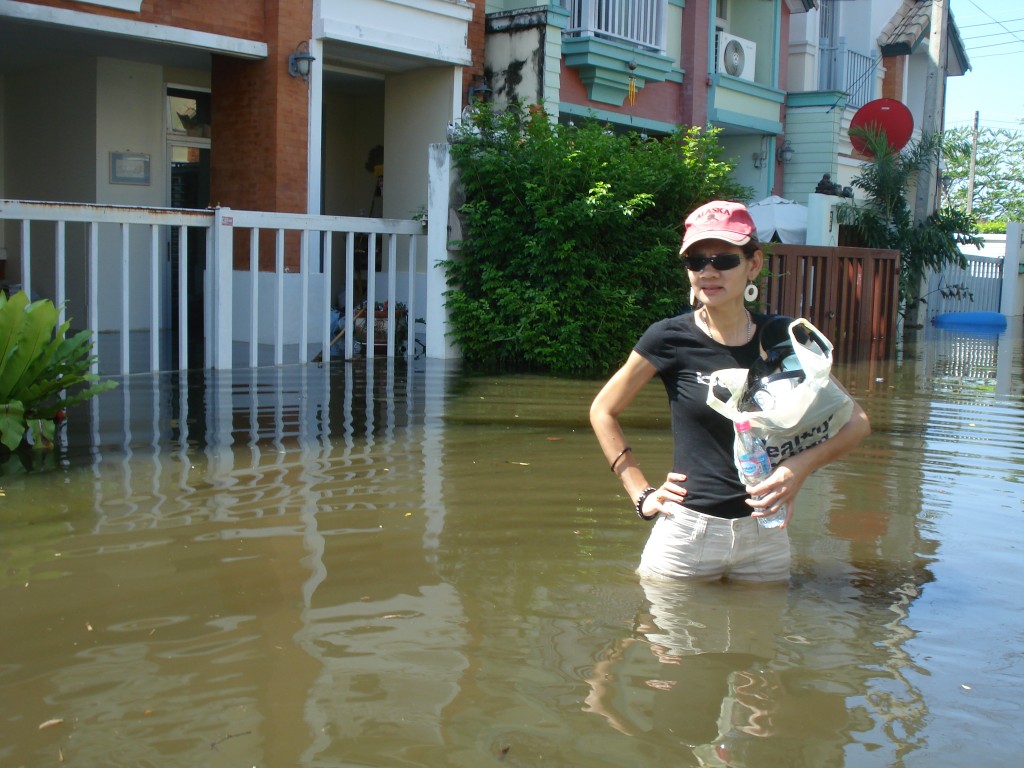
[976,220,1006,234]
[0,291,117,453]
[445,104,748,375]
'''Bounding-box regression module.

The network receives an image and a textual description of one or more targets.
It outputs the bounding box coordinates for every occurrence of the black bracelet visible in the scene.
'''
[610,446,632,473]
[635,486,659,520]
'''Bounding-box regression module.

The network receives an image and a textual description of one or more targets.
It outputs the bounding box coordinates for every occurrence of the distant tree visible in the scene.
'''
[942,125,1024,225]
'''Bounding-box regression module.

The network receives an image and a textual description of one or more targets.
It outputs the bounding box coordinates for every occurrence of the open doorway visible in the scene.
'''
[167,87,211,369]
[321,72,385,316]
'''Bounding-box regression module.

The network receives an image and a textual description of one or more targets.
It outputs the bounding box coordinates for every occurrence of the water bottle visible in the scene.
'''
[735,420,787,529]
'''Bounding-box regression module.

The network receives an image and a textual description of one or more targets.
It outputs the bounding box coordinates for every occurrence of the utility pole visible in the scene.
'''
[966,110,979,215]
[907,0,948,332]
[913,0,947,224]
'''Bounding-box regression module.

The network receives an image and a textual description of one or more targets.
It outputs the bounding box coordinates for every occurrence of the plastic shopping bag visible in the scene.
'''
[707,318,853,468]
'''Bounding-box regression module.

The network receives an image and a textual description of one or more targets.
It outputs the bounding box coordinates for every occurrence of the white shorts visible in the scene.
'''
[637,503,790,583]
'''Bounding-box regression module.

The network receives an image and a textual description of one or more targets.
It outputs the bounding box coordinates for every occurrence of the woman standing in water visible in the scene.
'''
[590,200,870,583]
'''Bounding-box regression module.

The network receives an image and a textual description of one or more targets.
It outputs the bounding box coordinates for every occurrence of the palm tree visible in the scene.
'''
[837,127,981,325]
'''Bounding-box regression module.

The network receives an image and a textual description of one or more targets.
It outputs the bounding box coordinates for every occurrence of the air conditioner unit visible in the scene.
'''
[717,32,756,81]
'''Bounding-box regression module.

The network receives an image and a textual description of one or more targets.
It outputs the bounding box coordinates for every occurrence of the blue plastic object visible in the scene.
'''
[932,311,1007,330]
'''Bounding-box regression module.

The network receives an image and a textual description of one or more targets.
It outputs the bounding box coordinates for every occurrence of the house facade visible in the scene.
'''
[480,0,817,203]
[0,0,485,361]
[784,0,969,206]
[0,1,970,368]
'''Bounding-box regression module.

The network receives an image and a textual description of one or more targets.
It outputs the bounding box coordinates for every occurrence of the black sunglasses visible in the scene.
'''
[683,253,743,272]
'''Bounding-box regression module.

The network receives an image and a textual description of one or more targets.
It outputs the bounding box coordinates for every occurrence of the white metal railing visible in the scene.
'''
[564,0,666,51]
[0,200,426,374]
[819,38,876,110]
[223,209,423,367]
[0,201,212,375]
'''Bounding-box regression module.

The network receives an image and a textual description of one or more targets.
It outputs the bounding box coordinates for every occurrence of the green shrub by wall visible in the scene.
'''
[445,105,748,376]
[976,220,1006,234]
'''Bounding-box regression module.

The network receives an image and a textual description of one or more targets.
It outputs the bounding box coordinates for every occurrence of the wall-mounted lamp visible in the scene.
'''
[776,139,795,164]
[288,40,316,82]
[752,151,767,169]
[467,75,492,103]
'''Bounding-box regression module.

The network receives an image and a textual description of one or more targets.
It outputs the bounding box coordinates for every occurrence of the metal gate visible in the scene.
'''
[923,253,1003,318]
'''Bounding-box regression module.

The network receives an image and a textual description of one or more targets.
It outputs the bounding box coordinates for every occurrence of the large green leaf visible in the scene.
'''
[0,292,118,454]
[0,291,29,373]
[0,401,26,451]
[0,296,60,401]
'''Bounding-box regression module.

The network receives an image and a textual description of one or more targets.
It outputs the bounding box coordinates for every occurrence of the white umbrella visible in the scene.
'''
[747,195,808,244]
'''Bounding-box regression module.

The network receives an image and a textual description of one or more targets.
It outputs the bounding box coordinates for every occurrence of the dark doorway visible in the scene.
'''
[168,88,211,370]
[169,144,210,369]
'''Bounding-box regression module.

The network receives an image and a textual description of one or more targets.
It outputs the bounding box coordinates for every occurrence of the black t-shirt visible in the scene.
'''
[634,312,767,519]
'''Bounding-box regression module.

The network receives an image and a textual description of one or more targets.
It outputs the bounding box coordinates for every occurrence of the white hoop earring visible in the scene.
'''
[689,287,697,306]
[744,282,759,302]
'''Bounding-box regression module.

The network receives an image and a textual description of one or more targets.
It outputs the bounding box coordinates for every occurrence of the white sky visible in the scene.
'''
[945,0,1024,132]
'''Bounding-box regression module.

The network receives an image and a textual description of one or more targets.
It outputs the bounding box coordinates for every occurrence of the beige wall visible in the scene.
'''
[93,59,166,330]
[3,60,97,320]
[0,73,6,270]
[385,67,457,221]
[4,57,176,329]
[322,85,384,217]
[96,58,165,206]
[5,60,97,203]
[0,75,5,201]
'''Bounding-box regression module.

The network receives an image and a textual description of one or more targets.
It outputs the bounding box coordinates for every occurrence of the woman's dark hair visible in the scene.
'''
[741,239,761,258]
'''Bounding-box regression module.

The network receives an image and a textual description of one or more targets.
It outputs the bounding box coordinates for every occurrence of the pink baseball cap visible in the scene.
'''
[679,200,756,254]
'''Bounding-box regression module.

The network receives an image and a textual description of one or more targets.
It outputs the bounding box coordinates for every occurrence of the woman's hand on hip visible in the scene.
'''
[646,473,688,518]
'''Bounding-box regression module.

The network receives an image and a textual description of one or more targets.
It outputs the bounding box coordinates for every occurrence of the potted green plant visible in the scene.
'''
[0,291,117,458]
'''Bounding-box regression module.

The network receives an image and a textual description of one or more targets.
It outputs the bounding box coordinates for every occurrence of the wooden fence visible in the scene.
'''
[759,244,900,360]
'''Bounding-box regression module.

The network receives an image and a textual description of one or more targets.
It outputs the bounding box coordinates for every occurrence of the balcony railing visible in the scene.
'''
[564,0,666,52]
[819,39,877,110]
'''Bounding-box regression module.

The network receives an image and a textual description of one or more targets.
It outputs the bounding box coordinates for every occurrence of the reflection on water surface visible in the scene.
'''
[1,325,1022,767]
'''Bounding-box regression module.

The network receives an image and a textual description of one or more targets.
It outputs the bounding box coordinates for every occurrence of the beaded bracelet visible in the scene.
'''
[609,446,632,473]
[635,486,659,520]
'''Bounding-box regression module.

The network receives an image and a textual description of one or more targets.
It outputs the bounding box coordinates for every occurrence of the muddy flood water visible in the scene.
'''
[1,324,1022,768]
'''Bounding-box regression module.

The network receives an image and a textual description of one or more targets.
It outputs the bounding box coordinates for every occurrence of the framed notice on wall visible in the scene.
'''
[109,152,151,185]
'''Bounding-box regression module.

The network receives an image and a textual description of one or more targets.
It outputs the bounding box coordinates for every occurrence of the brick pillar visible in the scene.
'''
[210,0,312,269]
[881,56,905,101]
[679,1,711,127]
[464,1,487,104]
